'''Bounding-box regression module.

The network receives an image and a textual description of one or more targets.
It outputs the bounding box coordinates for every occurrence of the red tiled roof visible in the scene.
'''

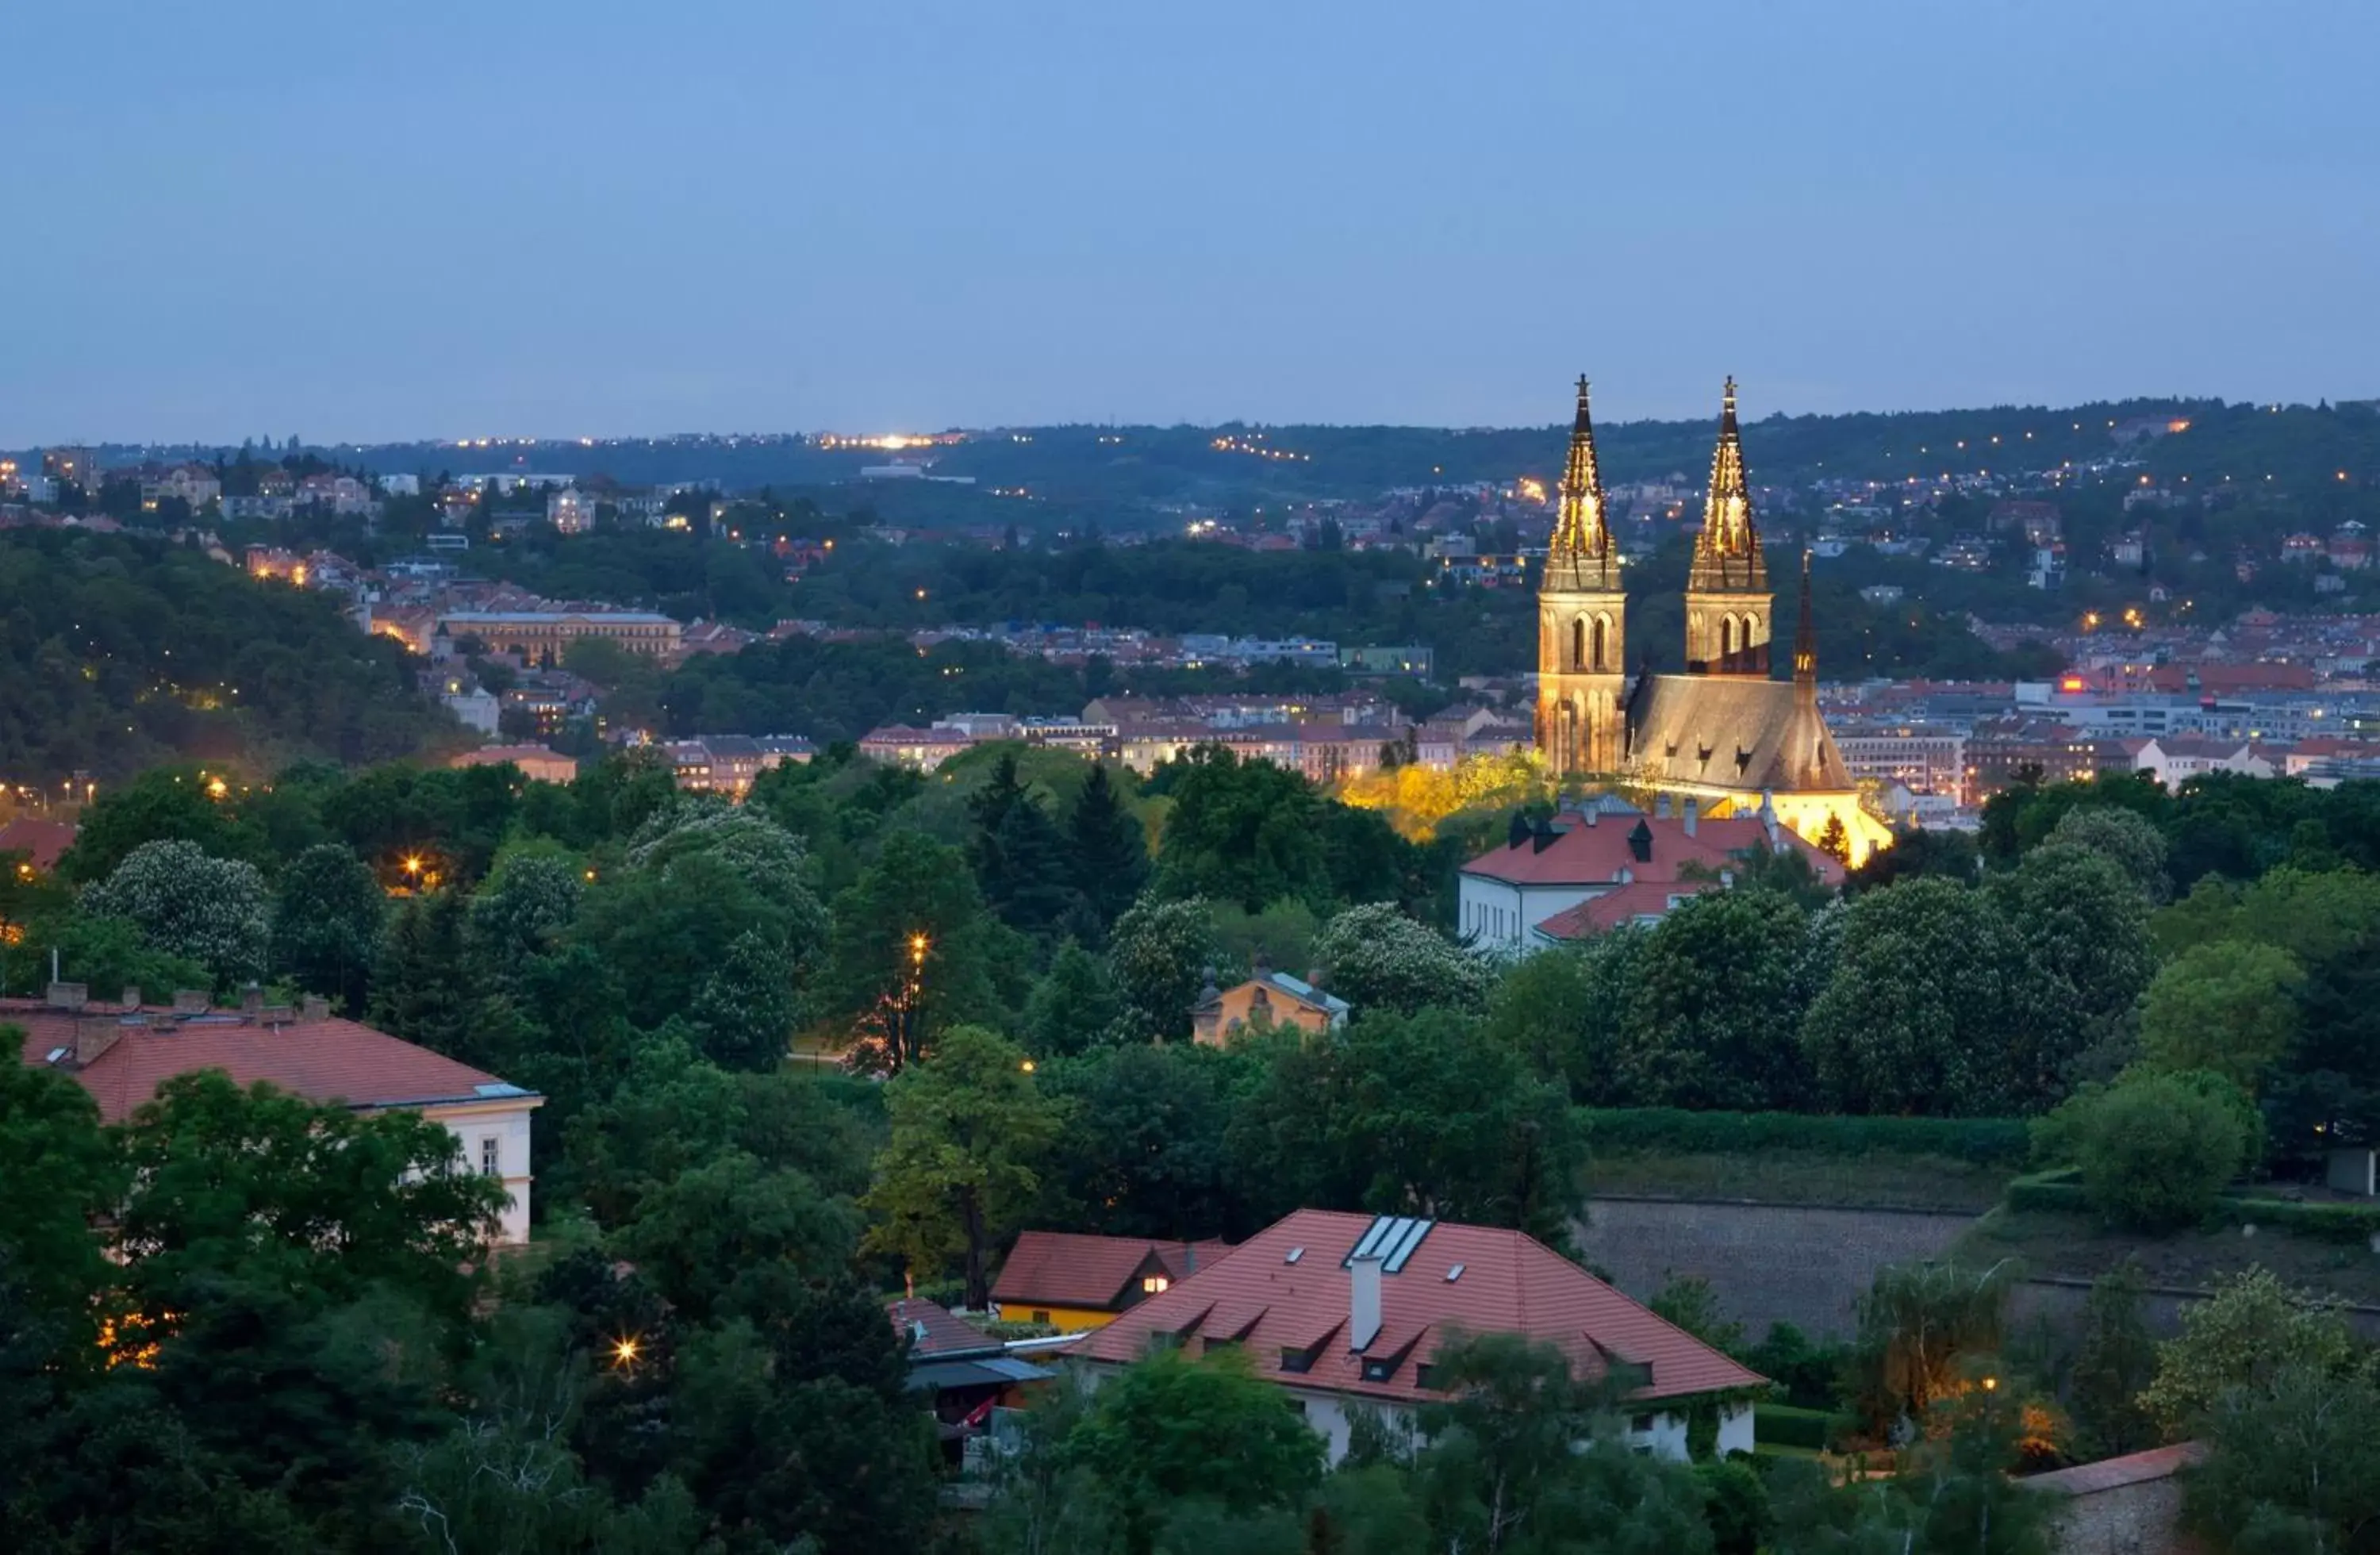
[1534,879,1721,940]
[0,817,77,872]
[886,1297,998,1357]
[1461,812,1841,890]
[2,1000,533,1124]
[992,1231,1234,1311]
[1078,1209,1765,1407]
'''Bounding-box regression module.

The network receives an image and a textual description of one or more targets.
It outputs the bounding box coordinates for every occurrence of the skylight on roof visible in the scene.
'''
[1284,1246,1303,1265]
[1445,1263,1465,1282]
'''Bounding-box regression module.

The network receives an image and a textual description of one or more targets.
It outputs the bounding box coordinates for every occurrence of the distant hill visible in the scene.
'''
[53,394,2374,522]
[0,528,466,786]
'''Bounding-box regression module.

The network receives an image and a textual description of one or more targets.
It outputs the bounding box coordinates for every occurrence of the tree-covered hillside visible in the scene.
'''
[0,529,464,786]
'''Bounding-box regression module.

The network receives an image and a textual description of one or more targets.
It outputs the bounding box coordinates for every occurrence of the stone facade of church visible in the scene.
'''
[1534,378,1892,866]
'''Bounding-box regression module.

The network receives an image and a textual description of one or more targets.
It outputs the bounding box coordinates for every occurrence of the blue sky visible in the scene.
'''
[7,0,2374,442]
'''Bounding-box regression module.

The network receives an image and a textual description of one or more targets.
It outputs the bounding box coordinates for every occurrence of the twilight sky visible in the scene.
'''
[7,1,2374,443]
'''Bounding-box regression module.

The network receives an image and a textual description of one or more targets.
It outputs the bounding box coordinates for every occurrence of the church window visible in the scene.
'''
[1571,616,1587,670]
[1591,615,1609,671]
[1720,617,1736,659]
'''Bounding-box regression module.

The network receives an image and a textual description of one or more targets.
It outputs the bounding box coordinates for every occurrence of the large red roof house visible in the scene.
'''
[7,984,543,1244]
[1077,1210,1764,1463]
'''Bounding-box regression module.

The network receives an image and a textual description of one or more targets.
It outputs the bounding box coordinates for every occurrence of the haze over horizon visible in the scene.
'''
[10,1,2374,445]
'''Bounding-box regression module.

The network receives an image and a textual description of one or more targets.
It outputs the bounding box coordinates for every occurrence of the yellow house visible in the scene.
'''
[1191,965,1351,1046]
[988,1231,1232,1333]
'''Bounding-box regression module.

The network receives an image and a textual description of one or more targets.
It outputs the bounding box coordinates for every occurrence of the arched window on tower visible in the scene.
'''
[1591,615,1609,671]
[1719,617,1736,661]
[1571,616,1587,671]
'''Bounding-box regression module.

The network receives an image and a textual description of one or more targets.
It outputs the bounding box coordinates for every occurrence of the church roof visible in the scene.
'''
[1624,674,1856,794]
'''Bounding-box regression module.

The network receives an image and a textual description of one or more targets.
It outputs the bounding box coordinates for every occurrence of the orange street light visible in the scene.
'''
[612,1336,640,1366]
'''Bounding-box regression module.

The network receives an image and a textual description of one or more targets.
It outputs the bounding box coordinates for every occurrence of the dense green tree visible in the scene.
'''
[2136,939,2304,1092]
[1312,901,1491,1016]
[1413,1332,1712,1555]
[58,766,263,883]
[1067,1347,1324,1555]
[1023,939,1126,1057]
[0,1029,122,1326]
[1987,843,2157,1100]
[2046,804,2172,903]
[1107,896,1229,1042]
[2182,1362,2380,1555]
[1040,1041,1249,1240]
[688,929,801,1072]
[1479,932,1644,1103]
[462,843,585,989]
[813,831,1015,1066]
[1150,747,1331,912]
[862,1024,1066,1307]
[1618,889,1814,1111]
[2140,1266,2362,1435]
[268,842,386,1012]
[614,1151,858,1324]
[1800,879,2032,1115]
[1230,1010,1585,1244]
[83,838,271,990]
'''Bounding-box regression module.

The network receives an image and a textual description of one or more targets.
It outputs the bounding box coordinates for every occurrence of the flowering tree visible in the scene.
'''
[82,839,269,989]
[1314,902,1492,1016]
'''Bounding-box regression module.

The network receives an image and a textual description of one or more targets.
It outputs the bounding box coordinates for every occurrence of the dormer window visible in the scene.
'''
[1360,1357,1399,1384]
[1142,1274,1170,1295]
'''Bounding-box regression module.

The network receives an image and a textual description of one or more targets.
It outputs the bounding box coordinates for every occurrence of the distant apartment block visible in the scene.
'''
[549,488,597,534]
[435,609,681,665]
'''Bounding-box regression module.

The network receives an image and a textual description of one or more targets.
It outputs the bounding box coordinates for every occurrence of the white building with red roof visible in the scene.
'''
[7,988,542,1244]
[1077,1209,1764,1463]
[1458,797,1843,954]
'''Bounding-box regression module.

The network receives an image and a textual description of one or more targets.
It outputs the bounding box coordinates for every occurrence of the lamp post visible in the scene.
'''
[885,931,929,1071]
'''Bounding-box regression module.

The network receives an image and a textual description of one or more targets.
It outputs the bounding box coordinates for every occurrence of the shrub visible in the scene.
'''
[1754,1403,1850,1451]
[2055,1073,2248,1231]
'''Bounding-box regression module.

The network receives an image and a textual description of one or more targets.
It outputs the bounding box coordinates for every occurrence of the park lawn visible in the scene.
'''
[1585,1149,2013,1212]
[1951,1204,2380,1307]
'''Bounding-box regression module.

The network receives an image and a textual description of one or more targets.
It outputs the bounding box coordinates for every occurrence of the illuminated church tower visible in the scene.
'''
[1535,377,1627,776]
[1683,378,1772,675]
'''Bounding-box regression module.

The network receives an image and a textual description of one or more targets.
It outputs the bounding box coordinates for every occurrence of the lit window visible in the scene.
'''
[480,1136,500,1176]
[1141,1274,1170,1294]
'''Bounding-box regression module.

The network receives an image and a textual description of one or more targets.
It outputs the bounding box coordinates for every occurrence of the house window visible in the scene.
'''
[1142,1274,1170,1294]
[1415,1364,1439,1391]
[480,1136,501,1176]
[1279,1346,1315,1375]
[1630,1413,1656,1433]
[1031,1310,1051,1325]
[1361,1357,1397,1383]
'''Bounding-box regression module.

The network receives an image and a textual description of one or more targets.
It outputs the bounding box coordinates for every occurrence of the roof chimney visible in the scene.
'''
[171,989,209,1015]
[1655,794,1672,820]
[1683,797,1699,837]
[121,985,142,1013]
[75,1015,125,1068]
[1349,1255,1383,1352]
[301,995,330,1023]
[1583,805,1599,827]
[240,982,263,1016]
[45,981,87,1012]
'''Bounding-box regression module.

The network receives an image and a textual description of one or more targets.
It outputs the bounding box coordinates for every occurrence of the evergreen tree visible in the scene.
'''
[969,754,1078,938]
[268,843,386,1014]
[1024,939,1124,1058]
[368,892,480,1065]
[1067,762,1150,939]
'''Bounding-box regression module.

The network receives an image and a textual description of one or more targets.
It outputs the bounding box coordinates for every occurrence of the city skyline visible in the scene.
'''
[9,1,2375,444]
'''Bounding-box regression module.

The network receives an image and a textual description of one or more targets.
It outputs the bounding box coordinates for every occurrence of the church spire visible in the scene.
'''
[1793,548,1817,686]
[1545,375,1616,591]
[1691,376,1766,593]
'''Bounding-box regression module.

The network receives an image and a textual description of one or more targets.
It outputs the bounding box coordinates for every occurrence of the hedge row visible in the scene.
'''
[2008,1168,2380,1245]
[1583,1108,2032,1166]
[1755,1403,1852,1452]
